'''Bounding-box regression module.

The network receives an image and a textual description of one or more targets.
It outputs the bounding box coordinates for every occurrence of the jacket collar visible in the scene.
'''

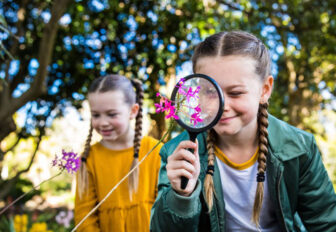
[267,114,308,161]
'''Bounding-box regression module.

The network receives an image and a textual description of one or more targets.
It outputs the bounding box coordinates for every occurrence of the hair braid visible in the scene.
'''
[252,103,269,226]
[204,129,216,212]
[78,124,93,198]
[128,79,144,199]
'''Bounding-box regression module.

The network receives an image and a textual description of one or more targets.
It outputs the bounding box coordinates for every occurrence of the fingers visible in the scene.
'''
[174,148,197,165]
[166,139,200,196]
[167,168,193,180]
[169,158,195,173]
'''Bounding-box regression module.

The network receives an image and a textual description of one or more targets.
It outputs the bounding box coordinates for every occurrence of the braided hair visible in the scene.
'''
[204,129,216,212]
[77,124,93,198]
[77,74,144,200]
[128,79,144,198]
[253,102,269,223]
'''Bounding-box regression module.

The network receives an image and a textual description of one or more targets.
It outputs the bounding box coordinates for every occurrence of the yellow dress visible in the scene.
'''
[74,136,162,232]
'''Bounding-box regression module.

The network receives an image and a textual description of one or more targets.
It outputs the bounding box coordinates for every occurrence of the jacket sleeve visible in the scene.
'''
[297,135,336,231]
[74,161,101,232]
[150,145,202,232]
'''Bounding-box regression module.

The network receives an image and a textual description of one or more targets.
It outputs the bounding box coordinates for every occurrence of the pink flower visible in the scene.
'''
[154,99,164,113]
[154,93,179,120]
[190,112,203,126]
[194,105,201,113]
[165,105,179,119]
[154,78,202,123]
[52,150,80,174]
[178,78,185,87]
[185,86,200,102]
[189,104,203,126]
[177,78,189,96]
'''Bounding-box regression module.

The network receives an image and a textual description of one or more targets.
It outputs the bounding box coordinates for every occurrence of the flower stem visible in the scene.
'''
[71,121,175,232]
[0,170,64,215]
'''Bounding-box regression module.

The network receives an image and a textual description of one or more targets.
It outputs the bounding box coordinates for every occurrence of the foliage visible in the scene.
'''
[0,14,15,60]
[0,0,335,201]
[0,209,74,232]
[244,0,336,131]
[6,178,41,206]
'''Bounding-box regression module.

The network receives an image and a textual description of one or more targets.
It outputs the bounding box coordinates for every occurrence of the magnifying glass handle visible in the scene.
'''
[181,132,198,190]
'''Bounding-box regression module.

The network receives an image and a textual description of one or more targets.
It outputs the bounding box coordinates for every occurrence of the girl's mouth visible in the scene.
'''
[219,116,236,123]
[100,129,113,136]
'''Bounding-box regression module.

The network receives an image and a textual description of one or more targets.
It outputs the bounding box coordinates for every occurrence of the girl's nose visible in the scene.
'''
[100,117,110,126]
[223,95,231,112]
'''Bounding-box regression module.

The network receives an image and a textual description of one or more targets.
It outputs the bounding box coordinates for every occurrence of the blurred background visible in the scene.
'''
[0,0,335,231]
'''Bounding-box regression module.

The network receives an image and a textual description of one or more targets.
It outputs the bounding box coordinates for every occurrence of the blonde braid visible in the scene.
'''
[204,129,216,212]
[128,79,144,199]
[252,103,269,226]
[78,124,93,199]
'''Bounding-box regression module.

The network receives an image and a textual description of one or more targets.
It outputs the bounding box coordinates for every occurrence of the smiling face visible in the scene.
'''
[195,55,273,138]
[88,90,139,144]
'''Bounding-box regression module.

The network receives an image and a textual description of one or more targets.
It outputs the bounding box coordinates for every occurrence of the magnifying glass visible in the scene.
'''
[171,73,224,189]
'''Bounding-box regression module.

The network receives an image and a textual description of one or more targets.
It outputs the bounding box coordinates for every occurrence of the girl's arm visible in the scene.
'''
[297,135,336,231]
[150,144,202,232]
[74,168,101,232]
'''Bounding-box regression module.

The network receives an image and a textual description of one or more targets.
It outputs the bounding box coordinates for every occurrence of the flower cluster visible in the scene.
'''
[178,79,200,103]
[13,214,53,232]
[29,222,53,232]
[190,105,203,126]
[155,78,203,126]
[55,210,74,228]
[14,214,28,232]
[0,150,81,216]
[52,150,80,174]
[154,92,179,120]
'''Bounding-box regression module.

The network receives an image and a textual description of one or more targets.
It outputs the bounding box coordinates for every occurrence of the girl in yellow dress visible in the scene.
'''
[75,74,162,231]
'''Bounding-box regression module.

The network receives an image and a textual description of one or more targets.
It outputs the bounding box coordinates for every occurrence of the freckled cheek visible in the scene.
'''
[243,103,259,118]
[230,100,250,113]
[233,100,259,115]
[111,118,128,129]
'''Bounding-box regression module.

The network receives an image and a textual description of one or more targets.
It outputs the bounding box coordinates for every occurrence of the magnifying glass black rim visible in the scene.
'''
[171,73,224,133]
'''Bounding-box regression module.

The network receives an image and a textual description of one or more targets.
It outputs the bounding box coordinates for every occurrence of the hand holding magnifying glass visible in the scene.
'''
[170,74,224,190]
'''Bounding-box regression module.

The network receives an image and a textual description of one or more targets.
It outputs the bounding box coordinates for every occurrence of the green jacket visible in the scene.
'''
[150,115,336,231]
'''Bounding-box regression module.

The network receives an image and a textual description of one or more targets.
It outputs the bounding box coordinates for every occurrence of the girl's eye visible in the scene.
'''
[206,89,217,96]
[92,114,100,118]
[108,113,118,117]
[229,92,243,96]
[201,88,217,98]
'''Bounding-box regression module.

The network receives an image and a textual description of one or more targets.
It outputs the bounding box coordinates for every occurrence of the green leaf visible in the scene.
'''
[0,15,7,26]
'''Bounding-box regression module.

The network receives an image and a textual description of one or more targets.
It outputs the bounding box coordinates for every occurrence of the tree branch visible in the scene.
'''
[0,130,22,179]
[0,117,16,142]
[0,0,71,123]
[0,131,43,200]
[14,132,43,178]
[3,132,23,155]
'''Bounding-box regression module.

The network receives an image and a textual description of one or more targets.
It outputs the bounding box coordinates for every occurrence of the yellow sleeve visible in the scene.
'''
[144,136,163,198]
[155,142,163,198]
[74,158,101,232]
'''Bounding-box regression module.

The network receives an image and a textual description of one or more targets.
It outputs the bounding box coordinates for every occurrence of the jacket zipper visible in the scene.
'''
[277,168,289,232]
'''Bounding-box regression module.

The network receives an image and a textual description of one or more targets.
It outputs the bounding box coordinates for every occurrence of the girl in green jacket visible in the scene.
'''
[150,31,336,231]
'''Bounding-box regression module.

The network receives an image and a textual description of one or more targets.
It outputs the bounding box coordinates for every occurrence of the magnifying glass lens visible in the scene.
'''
[175,78,221,129]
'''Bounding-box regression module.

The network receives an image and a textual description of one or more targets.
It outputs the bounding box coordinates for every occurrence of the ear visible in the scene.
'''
[260,75,273,103]
[130,103,140,119]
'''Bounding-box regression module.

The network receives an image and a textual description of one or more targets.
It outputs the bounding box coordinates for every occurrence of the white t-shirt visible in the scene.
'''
[214,146,280,232]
